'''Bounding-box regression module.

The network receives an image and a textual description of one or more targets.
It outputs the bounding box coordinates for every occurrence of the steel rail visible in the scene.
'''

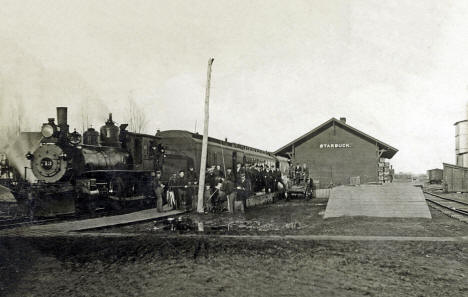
[423,191,468,207]
[0,217,61,230]
[424,192,468,217]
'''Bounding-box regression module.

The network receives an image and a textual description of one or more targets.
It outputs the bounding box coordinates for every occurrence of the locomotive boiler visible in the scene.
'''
[26,107,162,216]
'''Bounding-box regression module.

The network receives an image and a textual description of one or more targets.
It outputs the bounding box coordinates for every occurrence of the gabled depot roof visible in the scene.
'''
[274,118,398,159]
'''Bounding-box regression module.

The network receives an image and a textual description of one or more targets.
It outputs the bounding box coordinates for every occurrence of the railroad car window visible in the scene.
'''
[149,141,155,157]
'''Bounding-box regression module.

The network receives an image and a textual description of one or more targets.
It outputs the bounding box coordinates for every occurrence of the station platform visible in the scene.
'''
[324,184,432,219]
[29,208,185,232]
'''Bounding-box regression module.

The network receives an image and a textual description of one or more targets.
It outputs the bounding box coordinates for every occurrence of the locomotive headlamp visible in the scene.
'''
[25,152,34,160]
[59,152,68,160]
[41,123,55,138]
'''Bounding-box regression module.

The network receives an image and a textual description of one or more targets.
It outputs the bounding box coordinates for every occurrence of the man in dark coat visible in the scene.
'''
[186,166,198,209]
[274,167,283,193]
[214,165,225,179]
[206,166,216,189]
[221,177,237,213]
[186,166,198,184]
[263,166,274,193]
[234,162,245,183]
[294,165,302,185]
[175,170,188,210]
[152,170,164,212]
[225,168,236,183]
[236,173,252,210]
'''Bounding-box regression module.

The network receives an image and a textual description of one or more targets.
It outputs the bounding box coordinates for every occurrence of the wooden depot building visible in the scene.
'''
[274,117,398,187]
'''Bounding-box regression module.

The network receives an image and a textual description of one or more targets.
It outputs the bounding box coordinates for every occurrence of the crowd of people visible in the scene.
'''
[152,162,289,213]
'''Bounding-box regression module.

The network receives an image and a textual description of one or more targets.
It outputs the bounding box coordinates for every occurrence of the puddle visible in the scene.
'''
[150,216,303,234]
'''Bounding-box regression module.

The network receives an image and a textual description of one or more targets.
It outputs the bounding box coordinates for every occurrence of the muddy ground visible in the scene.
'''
[1,235,467,297]
[108,198,468,237]
[1,198,468,297]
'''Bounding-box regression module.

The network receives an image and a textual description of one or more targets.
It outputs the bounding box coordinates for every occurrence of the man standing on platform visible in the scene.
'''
[186,166,198,209]
[214,165,225,179]
[263,166,274,193]
[217,177,236,213]
[225,168,236,183]
[152,170,164,212]
[302,163,309,185]
[175,170,189,210]
[235,162,245,183]
[236,173,252,211]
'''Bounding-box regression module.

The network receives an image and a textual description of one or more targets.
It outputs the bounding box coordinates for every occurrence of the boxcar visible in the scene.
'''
[443,163,468,192]
[427,168,443,184]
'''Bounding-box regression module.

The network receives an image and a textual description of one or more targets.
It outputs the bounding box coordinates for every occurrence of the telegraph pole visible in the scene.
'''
[197,58,214,213]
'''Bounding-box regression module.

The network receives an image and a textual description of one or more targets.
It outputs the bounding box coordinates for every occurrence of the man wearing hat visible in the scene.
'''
[175,170,189,210]
[152,170,164,212]
[225,168,236,183]
[186,166,198,209]
[236,173,252,210]
[235,162,245,183]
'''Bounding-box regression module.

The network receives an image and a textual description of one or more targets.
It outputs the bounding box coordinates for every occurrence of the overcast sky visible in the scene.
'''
[0,0,467,174]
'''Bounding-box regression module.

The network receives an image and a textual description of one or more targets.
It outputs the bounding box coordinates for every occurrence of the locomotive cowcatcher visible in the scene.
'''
[26,107,164,216]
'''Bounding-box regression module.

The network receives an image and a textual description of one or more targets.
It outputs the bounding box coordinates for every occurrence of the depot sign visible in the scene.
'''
[320,143,351,149]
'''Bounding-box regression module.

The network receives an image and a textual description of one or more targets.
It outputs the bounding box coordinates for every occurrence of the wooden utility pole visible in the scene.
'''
[197,58,214,213]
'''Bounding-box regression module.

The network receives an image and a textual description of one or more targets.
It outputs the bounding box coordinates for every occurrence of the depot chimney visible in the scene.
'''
[339,117,347,124]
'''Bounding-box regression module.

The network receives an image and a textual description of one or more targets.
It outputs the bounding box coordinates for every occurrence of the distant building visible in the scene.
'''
[274,118,398,188]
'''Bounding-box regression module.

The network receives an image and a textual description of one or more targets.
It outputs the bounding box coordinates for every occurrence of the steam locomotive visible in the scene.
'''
[26,107,164,216]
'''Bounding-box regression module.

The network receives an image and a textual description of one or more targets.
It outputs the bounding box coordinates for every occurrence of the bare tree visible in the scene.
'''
[8,95,23,138]
[126,92,148,133]
[80,97,89,133]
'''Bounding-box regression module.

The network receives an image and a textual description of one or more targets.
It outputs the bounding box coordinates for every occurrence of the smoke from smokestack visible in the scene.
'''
[5,132,42,182]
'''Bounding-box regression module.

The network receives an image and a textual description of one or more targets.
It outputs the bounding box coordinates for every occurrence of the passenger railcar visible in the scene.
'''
[155,130,289,180]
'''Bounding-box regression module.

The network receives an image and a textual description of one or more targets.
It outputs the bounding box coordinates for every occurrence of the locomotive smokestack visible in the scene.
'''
[57,107,69,133]
[57,107,67,126]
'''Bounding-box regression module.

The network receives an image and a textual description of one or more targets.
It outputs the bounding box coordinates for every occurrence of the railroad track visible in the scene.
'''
[423,191,468,217]
[0,217,62,230]
[0,206,164,230]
